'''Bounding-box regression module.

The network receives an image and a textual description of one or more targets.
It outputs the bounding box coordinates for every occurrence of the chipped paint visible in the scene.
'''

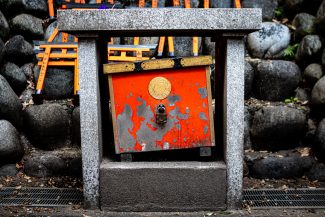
[176,123,181,130]
[136,97,179,151]
[185,107,190,114]
[198,87,208,99]
[199,112,208,120]
[163,142,170,150]
[117,104,136,151]
[202,102,206,108]
[168,95,181,106]
[173,138,177,143]
[204,125,209,134]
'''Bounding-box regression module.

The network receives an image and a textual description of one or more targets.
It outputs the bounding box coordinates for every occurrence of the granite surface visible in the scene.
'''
[58,8,261,36]
[224,39,245,209]
[100,160,227,211]
[78,39,103,208]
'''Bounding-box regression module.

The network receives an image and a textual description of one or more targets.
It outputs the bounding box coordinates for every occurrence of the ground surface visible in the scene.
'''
[1,207,325,217]
[1,173,325,216]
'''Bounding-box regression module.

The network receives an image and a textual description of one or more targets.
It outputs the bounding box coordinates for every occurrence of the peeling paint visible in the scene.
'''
[168,95,181,106]
[136,97,179,151]
[198,87,208,99]
[173,138,177,143]
[202,102,206,108]
[117,104,136,151]
[204,125,209,134]
[185,107,190,114]
[173,107,189,120]
[176,123,181,130]
[163,142,169,150]
[199,112,208,120]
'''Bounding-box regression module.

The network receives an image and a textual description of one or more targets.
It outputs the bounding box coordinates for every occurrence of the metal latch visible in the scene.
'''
[156,104,167,126]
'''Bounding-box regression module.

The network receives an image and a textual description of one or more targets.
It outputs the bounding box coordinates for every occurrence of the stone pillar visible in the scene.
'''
[78,37,103,208]
[223,38,245,209]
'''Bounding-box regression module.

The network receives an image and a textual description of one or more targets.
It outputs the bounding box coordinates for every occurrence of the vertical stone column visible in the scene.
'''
[78,37,103,208]
[224,38,245,209]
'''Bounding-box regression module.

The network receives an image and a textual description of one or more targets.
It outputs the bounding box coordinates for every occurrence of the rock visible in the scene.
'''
[72,106,80,146]
[295,87,310,102]
[34,67,74,100]
[23,147,81,177]
[20,63,34,80]
[251,155,314,179]
[24,104,71,150]
[283,0,323,17]
[0,120,23,165]
[174,37,202,57]
[315,118,325,159]
[247,22,291,59]
[311,76,325,106]
[305,118,317,143]
[0,38,4,63]
[0,75,22,127]
[245,61,254,99]
[292,13,316,41]
[0,164,18,176]
[244,107,252,150]
[0,0,25,17]
[242,0,278,21]
[304,63,323,85]
[210,0,232,8]
[23,0,48,18]
[1,62,27,94]
[315,0,325,36]
[203,37,215,58]
[0,0,48,17]
[255,60,301,101]
[24,154,66,178]
[251,106,307,150]
[295,35,323,66]
[283,0,305,16]
[322,48,325,66]
[10,14,44,39]
[44,21,75,43]
[308,163,325,181]
[4,35,34,66]
[0,10,9,40]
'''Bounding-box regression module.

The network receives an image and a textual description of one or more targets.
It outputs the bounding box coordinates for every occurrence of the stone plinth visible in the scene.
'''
[100,160,227,211]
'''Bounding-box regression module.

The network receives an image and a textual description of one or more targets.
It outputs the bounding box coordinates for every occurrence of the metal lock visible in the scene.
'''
[156,104,167,126]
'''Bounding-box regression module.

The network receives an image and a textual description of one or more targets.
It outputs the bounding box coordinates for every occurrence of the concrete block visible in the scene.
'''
[100,160,227,211]
[58,8,262,36]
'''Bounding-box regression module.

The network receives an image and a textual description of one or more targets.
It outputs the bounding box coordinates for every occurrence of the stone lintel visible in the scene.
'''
[58,8,261,37]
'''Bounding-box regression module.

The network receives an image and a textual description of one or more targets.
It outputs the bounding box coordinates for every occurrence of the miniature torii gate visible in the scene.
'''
[58,8,261,210]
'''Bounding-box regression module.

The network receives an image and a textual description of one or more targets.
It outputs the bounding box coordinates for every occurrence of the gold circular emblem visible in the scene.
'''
[148,77,171,100]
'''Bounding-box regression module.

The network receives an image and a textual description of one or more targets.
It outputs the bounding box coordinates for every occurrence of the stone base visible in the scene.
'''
[100,159,227,211]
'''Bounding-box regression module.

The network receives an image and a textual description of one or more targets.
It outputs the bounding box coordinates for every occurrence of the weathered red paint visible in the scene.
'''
[109,66,215,154]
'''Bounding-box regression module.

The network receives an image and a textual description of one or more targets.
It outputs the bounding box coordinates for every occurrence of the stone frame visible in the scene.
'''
[58,8,261,209]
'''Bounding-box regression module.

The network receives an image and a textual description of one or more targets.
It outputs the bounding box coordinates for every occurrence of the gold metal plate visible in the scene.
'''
[148,77,171,100]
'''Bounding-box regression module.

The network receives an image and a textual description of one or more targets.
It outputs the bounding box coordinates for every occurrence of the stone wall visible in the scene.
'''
[0,0,325,182]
